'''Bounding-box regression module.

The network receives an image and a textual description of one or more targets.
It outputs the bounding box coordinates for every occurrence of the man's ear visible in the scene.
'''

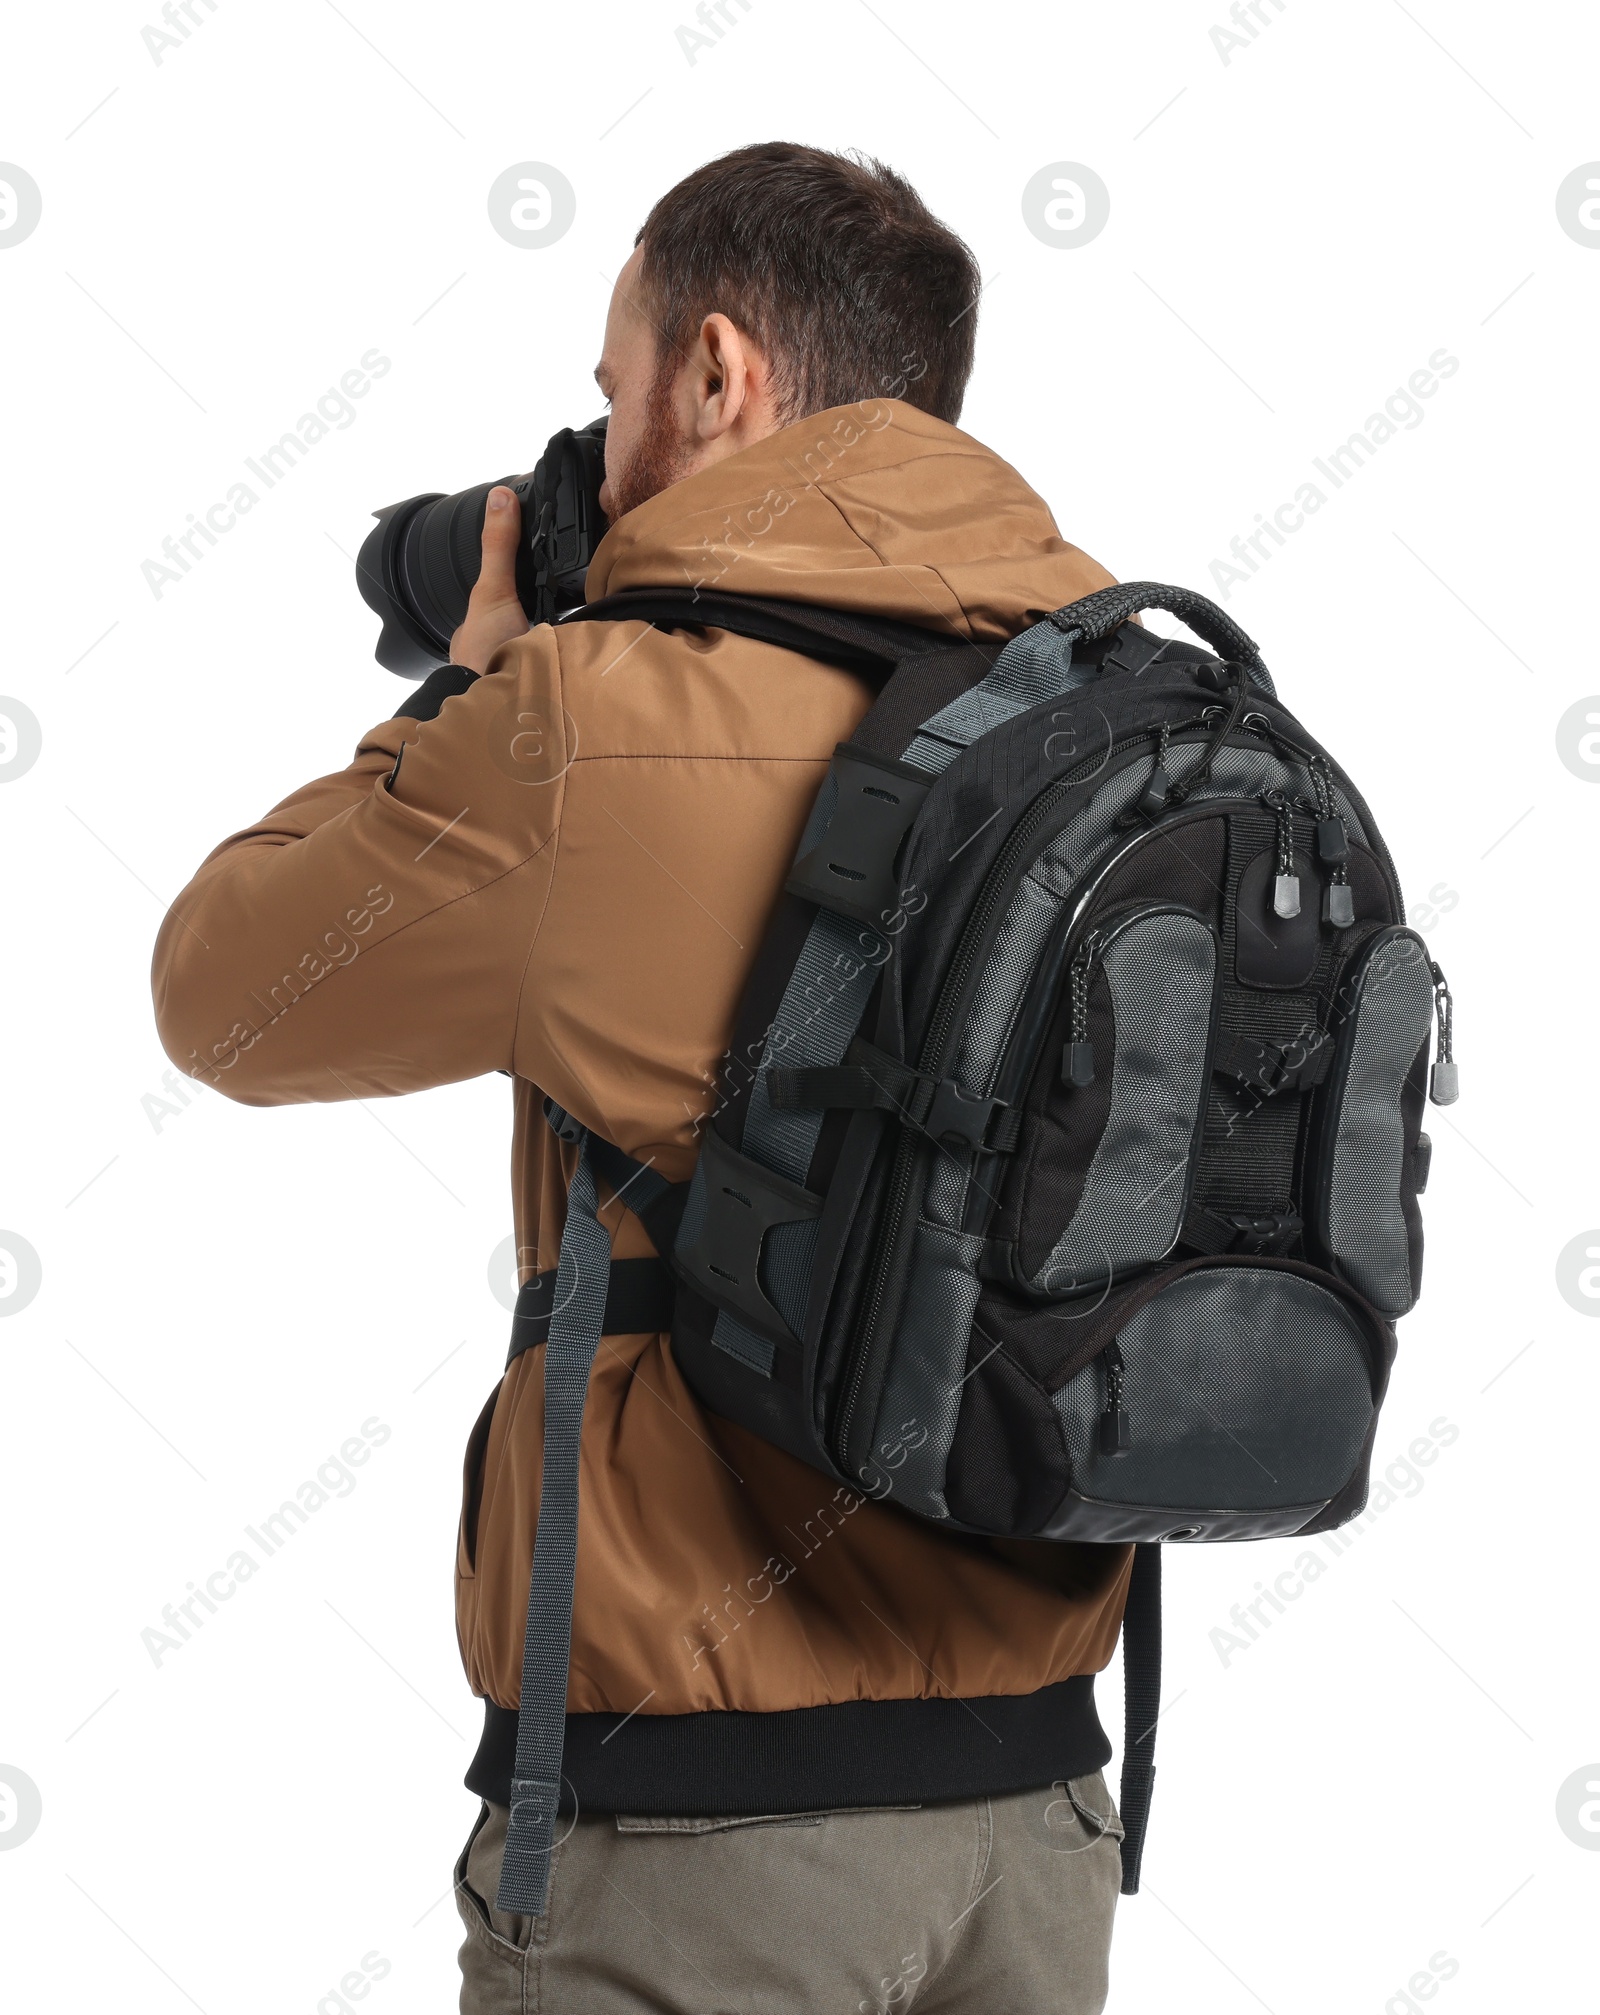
[691,312,762,442]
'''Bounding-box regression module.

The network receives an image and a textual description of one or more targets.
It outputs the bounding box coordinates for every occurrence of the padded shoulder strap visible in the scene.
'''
[559,588,975,684]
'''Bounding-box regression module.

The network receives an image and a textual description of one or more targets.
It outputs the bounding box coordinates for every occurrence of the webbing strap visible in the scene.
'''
[495,1135,610,1915]
[900,618,1099,775]
[1118,1543,1162,1896]
[506,1256,676,1366]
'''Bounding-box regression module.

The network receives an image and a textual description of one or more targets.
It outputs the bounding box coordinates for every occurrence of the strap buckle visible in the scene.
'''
[1219,1209,1303,1256]
[921,1078,1015,1153]
[543,1097,585,1144]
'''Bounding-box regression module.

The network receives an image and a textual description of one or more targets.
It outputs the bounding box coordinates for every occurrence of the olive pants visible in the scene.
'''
[455,1774,1123,2013]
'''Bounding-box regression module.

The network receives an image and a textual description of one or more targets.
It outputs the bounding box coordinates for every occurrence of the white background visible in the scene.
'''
[2,1,1597,2008]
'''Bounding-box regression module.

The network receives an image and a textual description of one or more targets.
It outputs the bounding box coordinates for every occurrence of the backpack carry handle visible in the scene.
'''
[1048,581,1271,689]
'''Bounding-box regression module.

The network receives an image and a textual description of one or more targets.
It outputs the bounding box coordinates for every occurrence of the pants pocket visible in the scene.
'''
[612,1803,919,1835]
[1021,1772,1125,1853]
[454,1800,539,1959]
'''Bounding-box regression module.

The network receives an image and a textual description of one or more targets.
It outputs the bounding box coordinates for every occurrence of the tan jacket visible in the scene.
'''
[152,397,1133,1721]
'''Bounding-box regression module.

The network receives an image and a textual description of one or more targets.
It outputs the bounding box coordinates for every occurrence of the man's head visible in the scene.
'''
[595,143,981,521]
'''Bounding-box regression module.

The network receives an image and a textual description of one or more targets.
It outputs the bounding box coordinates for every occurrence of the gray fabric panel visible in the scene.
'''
[1052,1268,1374,1511]
[497,1139,611,1916]
[863,1220,984,1518]
[1322,937,1434,1316]
[1029,913,1216,1292]
[760,1215,819,1334]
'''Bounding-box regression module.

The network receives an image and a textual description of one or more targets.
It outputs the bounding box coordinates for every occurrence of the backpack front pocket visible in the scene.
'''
[1006,905,1218,1295]
[1042,1258,1389,1541]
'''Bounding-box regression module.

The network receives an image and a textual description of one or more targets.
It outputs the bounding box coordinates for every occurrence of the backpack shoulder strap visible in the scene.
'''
[558,588,1006,760]
[559,586,965,680]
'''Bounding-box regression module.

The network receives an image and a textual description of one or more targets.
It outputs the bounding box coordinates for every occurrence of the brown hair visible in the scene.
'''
[635,143,981,426]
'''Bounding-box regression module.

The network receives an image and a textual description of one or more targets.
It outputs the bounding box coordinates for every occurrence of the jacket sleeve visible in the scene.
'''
[151,638,567,1106]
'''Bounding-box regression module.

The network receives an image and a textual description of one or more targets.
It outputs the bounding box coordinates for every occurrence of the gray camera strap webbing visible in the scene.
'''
[494,605,1107,1914]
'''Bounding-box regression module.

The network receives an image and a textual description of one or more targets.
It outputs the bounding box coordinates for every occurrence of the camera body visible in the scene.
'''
[357,417,608,677]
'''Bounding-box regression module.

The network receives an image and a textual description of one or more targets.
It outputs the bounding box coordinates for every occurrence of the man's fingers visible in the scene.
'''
[449,485,532,671]
[470,486,523,610]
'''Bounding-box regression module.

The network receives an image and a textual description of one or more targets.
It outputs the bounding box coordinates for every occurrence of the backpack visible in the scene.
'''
[490,580,1457,1915]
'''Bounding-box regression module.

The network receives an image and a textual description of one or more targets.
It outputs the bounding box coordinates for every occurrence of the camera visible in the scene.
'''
[356,417,608,676]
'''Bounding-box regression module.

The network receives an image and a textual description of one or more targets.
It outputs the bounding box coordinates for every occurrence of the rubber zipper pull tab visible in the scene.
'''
[1062,936,1098,1088]
[1429,960,1458,1104]
[1268,791,1300,918]
[1136,763,1171,820]
[1098,1341,1131,1455]
[1135,723,1172,819]
[1311,762,1349,925]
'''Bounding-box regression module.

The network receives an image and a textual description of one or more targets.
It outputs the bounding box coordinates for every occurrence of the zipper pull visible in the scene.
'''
[1098,1341,1131,1455]
[1062,935,1098,1088]
[1136,763,1171,820]
[1317,816,1353,922]
[1311,760,1351,925]
[1265,791,1300,918]
[1428,960,1458,1104]
[1135,723,1172,819]
[1316,816,1348,864]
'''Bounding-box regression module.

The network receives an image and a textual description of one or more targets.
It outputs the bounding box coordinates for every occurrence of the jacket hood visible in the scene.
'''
[585,397,1117,639]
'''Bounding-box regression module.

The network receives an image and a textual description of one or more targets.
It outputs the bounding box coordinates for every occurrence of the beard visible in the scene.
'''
[605,361,695,522]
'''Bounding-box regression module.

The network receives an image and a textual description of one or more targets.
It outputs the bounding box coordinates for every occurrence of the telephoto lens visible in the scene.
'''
[356,417,608,676]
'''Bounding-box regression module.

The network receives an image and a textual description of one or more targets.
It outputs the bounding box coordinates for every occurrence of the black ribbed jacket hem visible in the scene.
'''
[465,1677,1108,1814]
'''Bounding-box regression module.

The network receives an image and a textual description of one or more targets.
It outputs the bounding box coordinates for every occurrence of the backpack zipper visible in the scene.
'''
[1098,1338,1132,1454]
[1063,929,1102,1086]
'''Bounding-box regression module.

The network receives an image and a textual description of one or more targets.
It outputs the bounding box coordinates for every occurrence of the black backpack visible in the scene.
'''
[490,581,1457,1915]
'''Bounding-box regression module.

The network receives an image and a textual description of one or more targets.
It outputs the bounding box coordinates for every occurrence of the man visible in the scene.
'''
[154,143,1134,2012]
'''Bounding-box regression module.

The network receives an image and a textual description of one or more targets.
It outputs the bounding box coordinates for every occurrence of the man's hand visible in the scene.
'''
[449,486,530,673]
